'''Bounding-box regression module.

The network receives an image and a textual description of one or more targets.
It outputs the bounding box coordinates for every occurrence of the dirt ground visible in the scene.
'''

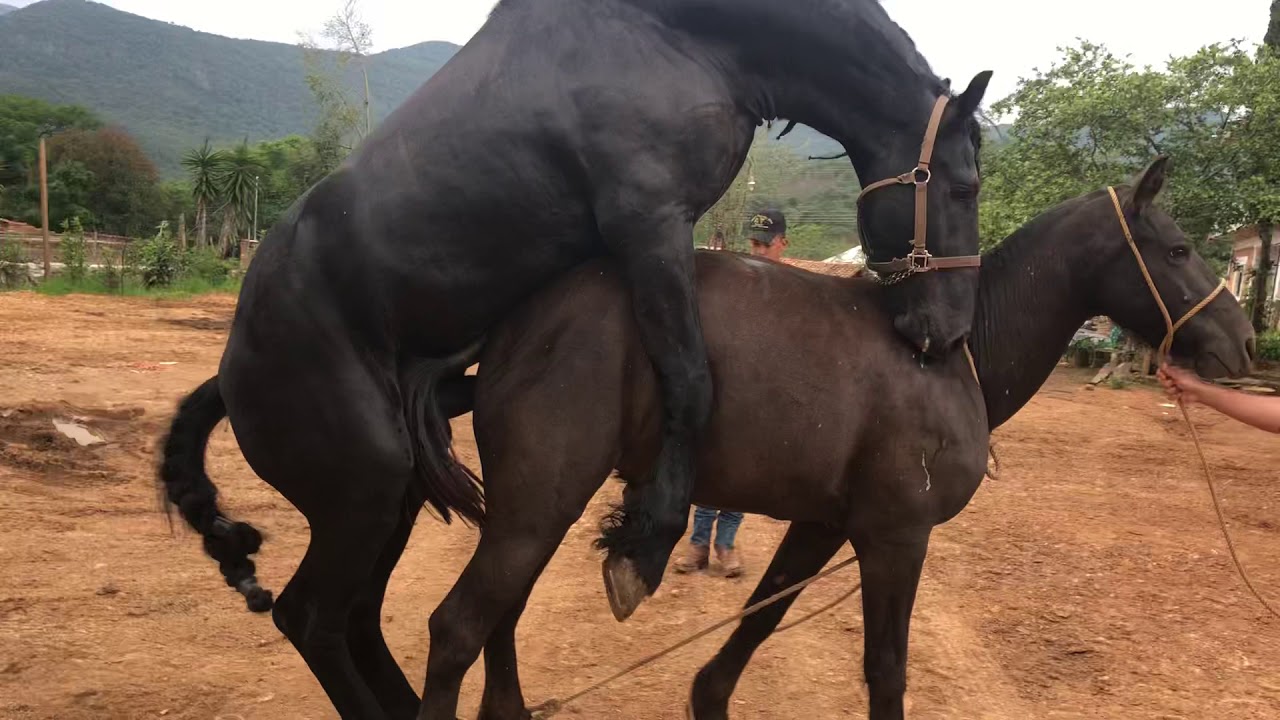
[2,292,1279,720]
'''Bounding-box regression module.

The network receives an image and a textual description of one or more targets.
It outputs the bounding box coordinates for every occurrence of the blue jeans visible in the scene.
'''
[689,506,743,549]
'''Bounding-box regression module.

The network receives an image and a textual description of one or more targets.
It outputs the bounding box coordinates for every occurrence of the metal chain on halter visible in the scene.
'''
[1106,187,1279,621]
[868,267,915,286]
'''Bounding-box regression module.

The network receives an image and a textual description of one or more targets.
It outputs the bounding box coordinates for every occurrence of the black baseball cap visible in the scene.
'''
[746,209,787,245]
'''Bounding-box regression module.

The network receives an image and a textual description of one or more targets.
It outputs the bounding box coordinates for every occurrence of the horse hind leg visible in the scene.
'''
[271,483,412,720]
[688,521,847,720]
[475,553,555,720]
[420,402,611,719]
[346,502,423,720]
[418,516,573,720]
[244,385,424,718]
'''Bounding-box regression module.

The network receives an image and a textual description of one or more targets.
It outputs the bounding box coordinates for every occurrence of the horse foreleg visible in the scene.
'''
[596,223,711,621]
[850,528,932,720]
[689,521,847,720]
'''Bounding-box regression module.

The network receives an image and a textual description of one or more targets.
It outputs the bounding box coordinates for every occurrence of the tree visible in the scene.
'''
[1252,4,1280,328]
[1266,0,1280,51]
[0,95,100,220]
[45,126,162,236]
[694,125,860,259]
[980,42,1171,249]
[253,135,326,231]
[982,38,1280,290]
[45,160,95,227]
[299,0,375,168]
[181,140,228,248]
[322,0,375,137]
[218,141,266,253]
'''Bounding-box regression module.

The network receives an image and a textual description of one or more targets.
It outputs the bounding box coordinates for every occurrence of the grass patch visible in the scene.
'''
[33,274,241,298]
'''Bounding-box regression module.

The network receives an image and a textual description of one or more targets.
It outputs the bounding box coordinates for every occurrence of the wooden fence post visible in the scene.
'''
[38,136,51,280]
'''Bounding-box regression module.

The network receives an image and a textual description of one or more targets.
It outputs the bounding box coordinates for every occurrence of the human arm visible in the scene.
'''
[1158,363,1280,434]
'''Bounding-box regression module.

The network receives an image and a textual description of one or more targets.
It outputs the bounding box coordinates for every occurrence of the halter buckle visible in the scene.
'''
[907,248,933,272]
[895,166,932,186]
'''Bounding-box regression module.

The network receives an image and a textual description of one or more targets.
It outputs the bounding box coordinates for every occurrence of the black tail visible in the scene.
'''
[159,376,273,613]
[402,341,485,527]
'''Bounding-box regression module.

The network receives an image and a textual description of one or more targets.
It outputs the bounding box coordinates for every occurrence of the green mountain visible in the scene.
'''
[0,0,460,175]
[0,4,18,15]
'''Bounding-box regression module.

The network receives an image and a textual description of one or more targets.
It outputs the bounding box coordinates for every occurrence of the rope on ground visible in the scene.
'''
[1178,400,1280,621]
[775,581,862,633]
[529,555,859,718]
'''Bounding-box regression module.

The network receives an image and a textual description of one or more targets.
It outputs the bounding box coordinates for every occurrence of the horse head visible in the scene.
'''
[1089,156,1255,378]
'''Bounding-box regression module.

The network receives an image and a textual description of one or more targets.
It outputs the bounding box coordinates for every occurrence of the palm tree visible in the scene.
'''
[219,141,265,254]
[181,140,228,248]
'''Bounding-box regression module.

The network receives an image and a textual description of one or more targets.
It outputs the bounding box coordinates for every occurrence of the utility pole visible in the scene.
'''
[38,136,51,281]
[252,175,260,242]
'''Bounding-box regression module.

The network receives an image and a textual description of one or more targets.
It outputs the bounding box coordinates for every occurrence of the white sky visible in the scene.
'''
[95,0,1267,110]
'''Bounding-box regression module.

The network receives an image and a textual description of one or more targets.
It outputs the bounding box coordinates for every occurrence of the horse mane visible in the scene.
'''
[493,0,948,118]
[979,184,1141,278]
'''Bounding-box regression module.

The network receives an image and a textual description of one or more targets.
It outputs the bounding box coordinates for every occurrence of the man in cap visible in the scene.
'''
[746,208,789,260]
[673,209,789,578]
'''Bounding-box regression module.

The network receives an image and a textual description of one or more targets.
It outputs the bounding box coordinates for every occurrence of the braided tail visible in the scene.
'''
[158,376,273,612]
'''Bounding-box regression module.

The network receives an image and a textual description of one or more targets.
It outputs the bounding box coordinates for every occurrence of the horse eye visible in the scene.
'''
[1169,246,1190,261]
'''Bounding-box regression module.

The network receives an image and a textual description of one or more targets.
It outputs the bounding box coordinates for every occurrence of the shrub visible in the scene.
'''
[1258,331,1280,362]
[137,221,181,288]
[0,238,30,289]
[59,217,88,283]
[183,247,233,285]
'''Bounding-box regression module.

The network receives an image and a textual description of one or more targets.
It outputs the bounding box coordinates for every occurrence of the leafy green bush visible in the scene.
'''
[136,221,181,288]
[1257,332,1280,362]
[59,217,88,282]
[0,238,30,288]
[183,247,233,285]
[92,253,124,292]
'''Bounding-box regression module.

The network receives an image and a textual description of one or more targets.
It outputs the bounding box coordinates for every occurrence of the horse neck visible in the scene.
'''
[971,193,1115,429]
[637,0,945,170]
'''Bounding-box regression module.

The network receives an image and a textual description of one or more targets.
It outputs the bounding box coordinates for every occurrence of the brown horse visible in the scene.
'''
[421,157,1254,720]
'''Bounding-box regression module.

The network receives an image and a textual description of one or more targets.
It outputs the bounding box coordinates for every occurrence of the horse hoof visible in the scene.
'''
[602,555,648,622]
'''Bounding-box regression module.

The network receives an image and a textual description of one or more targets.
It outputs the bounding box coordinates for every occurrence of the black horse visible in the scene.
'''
[160,1,990,717]
[411,157,1254,719]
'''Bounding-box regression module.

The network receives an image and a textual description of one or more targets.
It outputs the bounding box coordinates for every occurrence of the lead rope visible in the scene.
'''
[529,556,860,718]
[1107,187,1279,621]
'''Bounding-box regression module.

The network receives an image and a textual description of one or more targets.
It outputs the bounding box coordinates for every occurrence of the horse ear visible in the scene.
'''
[1132,155,1171,214]
[952,71,993,119]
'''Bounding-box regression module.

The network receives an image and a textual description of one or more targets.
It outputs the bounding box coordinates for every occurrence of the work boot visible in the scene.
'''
[674,543,710,574]
[716,546,743,578]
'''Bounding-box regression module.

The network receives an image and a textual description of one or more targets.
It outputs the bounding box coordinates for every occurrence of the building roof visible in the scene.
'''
[0,218,42,234]
[823,246,866,264]
[1211,224,1261,243]
[781,257,865,278]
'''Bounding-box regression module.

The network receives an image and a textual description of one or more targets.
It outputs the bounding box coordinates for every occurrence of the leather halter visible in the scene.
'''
[1106,186,1227,360]
[856,95,982,283]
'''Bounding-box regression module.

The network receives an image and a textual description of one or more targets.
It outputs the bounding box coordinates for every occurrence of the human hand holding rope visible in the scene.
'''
[1159,362,1280,434]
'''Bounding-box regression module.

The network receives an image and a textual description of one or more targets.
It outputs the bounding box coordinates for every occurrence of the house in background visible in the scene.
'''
[1219,225,1280,323]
